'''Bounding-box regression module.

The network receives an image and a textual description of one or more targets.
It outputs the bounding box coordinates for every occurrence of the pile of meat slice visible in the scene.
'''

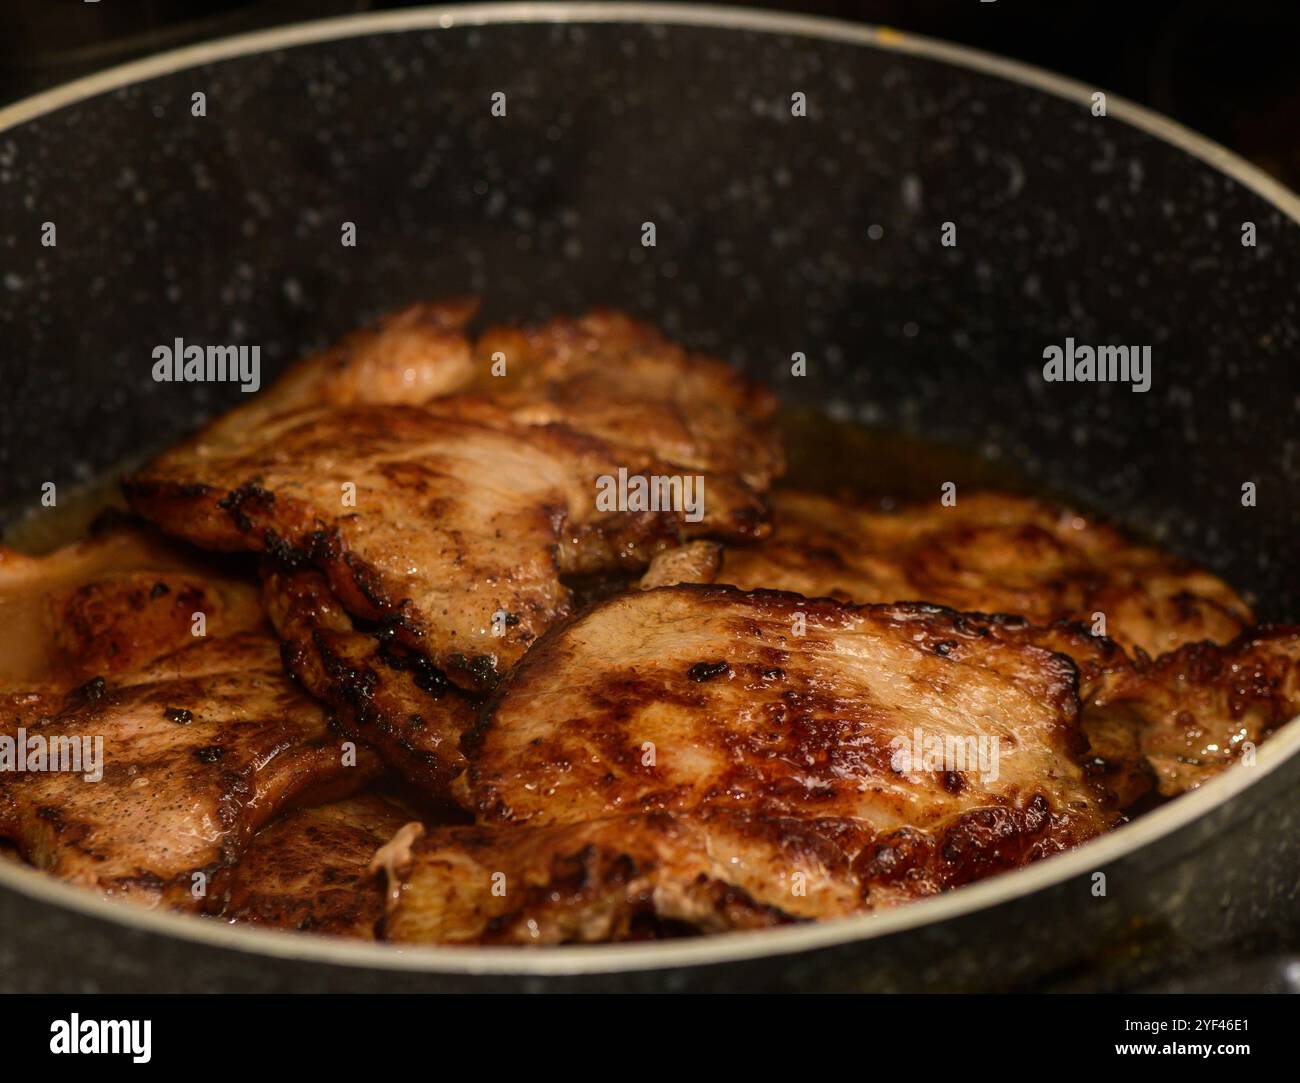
[2,300,1296,944]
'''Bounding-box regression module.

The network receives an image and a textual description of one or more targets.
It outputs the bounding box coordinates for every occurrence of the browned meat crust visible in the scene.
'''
[640,540,723,590]
[213,793,413,937]
[1084,625,1300,802]
[263,566,477,806]
[707,490,1252,660]
[0,634,382,908]
[0,521,263,694]
[124,305,781,691]
[358,585,1121,943]
[471,586,1114,838]
[186,298,481,454]
[465,309,783,490]
[665,489,1286,808]
[379,794,1124,945]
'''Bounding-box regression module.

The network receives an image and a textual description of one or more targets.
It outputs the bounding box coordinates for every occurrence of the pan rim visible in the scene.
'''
[1,1,1297,977]
[2,3,1298,223]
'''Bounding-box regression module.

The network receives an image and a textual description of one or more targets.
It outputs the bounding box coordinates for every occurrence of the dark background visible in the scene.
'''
[4,0,1299,192]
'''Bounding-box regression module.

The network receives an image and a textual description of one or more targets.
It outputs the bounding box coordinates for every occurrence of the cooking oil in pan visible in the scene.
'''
[779,407,1036,504]
[2,462,135,554]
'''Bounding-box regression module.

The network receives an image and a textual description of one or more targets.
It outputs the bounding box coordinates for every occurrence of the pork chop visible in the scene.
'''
[471,585,1114,840]
[348,585,1119,942]
[0,633,382,908]
[702,490,1252,659]
[129,404,768,692]
[669,491,1290,806]
[0,519,263,694]
[375,790,1122,945]
[1083,625,1300,802]
[373,584,1116,943]
[125,303,780,692]
[213,792,412,937]
[263,566,476,805]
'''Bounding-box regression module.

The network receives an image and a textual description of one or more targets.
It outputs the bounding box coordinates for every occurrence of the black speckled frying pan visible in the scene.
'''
[1,4,1297,992]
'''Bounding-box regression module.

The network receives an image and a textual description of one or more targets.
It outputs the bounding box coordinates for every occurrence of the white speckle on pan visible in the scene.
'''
[1128,158,1144,193]
[901,173,922,212]
[997,153,1025,198]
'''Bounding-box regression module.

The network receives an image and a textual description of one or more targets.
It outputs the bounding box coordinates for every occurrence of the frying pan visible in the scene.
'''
[1,3,1297,993]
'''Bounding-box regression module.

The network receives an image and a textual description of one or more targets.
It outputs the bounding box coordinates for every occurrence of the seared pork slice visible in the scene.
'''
[372,585,1116,944]
[125,303,781,690]
[704,490,1251,660]
[377,786,1113,946]
[192,298,480,455]
[126,405,765,691]
[375,811,863,944]
[672,490,1288,806]
[263,567,476,805]
[0,634,382,908]
[1083,626,1300,802]
[470,585,1115,845]
[189,301,782,492]
[0,520,263,694]
[464,310,783,490]
[213,793,412,937]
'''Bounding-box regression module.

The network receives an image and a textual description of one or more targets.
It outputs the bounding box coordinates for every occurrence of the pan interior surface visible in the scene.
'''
[1,4,1297,975]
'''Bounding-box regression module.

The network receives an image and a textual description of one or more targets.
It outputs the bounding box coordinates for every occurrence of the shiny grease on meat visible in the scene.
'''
[5,299,1291,946]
